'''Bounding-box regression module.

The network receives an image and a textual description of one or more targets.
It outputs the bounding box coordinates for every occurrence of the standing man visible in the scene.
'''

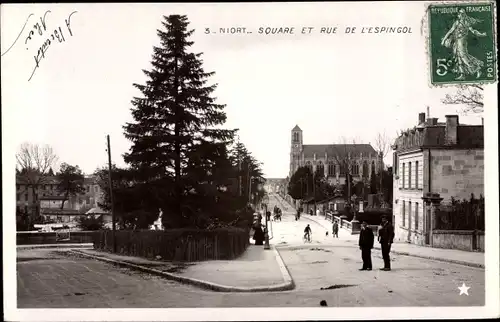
[378,215,395,271]
[358,221,374,271]
[332,220,339,238]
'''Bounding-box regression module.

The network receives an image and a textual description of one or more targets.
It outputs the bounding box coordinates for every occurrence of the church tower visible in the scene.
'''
[290,125,303,177]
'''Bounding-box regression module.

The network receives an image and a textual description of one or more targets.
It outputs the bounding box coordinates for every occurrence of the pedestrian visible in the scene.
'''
[378,215,395,271]
[253,224,265,245]
[332,221,339,238]
[358,221,374,271]
[316,208,320,216]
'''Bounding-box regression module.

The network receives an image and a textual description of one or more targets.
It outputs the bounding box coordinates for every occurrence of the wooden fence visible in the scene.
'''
[93,228,250,261]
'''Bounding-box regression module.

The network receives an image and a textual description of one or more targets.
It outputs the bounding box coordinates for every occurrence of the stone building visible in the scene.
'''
[392,112,484,246]
[16,172,105,224]
[289,125,382,187]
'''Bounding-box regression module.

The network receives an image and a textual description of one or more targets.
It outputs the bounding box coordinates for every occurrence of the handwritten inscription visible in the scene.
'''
[27,11,78,81]
[2,10,78,81]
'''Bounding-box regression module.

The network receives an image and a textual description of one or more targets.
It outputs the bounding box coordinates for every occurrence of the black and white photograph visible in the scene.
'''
[2,2,499,321]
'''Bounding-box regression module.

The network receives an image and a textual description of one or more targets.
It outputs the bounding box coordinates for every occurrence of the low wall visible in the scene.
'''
[17,231,97,245]
[432,230,484,252]
[93,228,250,261]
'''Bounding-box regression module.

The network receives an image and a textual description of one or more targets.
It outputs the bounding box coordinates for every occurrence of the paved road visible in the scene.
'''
[17,193,485,308]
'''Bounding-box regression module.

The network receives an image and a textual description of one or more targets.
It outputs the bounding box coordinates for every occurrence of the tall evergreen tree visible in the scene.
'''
[123,15,235,227]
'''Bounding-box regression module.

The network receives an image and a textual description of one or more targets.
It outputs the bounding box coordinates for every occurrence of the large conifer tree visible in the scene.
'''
[123,15,235,227]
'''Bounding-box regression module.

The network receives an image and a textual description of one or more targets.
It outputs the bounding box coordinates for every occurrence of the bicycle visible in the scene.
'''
[303,233,312,243]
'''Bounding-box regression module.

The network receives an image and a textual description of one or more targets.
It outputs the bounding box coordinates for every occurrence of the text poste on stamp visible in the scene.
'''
[428,2,497,86]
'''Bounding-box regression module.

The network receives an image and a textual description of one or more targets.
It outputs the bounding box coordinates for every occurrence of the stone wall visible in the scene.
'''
[432,230,484,252]
[430,149,484,202]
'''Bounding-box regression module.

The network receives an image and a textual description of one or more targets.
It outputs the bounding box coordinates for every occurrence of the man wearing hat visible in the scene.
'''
[378,215,395,271]
[358,221,374,270]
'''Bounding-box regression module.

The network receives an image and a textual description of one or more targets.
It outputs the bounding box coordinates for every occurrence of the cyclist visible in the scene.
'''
[304,224,312,242]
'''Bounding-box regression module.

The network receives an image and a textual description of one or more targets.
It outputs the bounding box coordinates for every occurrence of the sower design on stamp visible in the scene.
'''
[428,2,497,85]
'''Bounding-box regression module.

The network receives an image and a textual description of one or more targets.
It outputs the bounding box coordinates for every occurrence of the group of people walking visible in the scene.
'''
[358,215,395,271]
[273,205,282,221]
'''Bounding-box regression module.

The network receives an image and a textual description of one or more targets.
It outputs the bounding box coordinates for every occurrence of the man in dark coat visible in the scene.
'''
[332,221,339,238]
[378,215,395,271]
[358,221,374,270]
[253,224,264,245]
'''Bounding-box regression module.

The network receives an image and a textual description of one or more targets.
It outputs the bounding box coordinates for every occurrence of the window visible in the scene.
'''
[362,161,369,178]
[328,162,335,177]
[393,152,398,175]
[415,161,419,189]
[402,163,406,188]
[415,203,419,230]
[402,201,406,226]
[352,162,359,175]
[408,162,412,188]
[317,162,324,175]
[409,201,412,229]
[340,163,346,176]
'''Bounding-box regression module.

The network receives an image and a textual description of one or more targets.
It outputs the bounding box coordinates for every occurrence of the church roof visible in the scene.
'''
[292,125,302,131]
[302,144,377,158]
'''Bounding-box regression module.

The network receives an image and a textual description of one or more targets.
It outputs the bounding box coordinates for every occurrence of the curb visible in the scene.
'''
[17,243,93,250]
[371,246,485,269]
[70,249,295,293]
[272,246,295,290]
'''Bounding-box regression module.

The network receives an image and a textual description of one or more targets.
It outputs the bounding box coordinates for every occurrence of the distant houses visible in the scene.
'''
[16,173,108,226]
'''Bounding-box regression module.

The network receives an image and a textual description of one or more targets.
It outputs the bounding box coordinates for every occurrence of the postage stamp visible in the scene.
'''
[428,2,497,85]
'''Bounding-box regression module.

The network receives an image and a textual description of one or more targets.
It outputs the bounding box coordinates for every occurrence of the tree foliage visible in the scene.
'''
[287,166,313,200]
[56,163,85,209]
[77,215,105,231]
[121,15,240,228]
[16,143,58,223]
[441,84,484,114]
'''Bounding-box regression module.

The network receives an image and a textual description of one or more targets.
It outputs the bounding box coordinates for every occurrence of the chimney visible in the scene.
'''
[445,115,459,145]
[427,118,438,126]
[418,112,426,125]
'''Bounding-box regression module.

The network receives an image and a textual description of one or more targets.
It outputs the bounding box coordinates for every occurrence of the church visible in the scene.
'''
[289,125,383,186]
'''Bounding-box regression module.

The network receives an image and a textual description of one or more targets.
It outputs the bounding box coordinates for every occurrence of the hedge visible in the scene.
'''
[93,228,250,261]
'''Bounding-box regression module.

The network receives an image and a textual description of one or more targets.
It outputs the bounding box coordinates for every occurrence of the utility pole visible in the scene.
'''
[106,135,116,253]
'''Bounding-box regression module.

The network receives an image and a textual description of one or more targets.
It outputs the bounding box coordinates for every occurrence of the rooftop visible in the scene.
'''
[302,144,378,159]
[394,113,483,152]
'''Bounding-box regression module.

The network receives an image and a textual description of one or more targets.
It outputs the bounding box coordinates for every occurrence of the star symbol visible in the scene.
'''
[458,282,470,296]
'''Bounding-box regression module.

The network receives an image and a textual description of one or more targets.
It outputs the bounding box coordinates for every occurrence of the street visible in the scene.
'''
[17,194,485,308]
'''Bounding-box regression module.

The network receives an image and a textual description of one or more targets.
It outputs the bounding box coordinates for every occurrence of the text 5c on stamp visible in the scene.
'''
[428,2,497,86]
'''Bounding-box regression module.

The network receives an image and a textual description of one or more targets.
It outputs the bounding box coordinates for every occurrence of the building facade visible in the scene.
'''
[16,173,105,222]
[289,125,382,187]
[264,178,286,194]
[392,112,484,246]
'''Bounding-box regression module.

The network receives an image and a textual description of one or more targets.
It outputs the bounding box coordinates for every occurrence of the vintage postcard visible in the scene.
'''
[2,1,499,321]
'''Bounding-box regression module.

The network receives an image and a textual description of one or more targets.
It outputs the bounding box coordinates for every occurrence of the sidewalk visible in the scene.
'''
[303,212,484,268]
[72,245,294,292]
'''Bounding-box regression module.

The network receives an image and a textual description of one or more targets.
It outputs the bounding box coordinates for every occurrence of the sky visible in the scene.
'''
[1,2,490,179]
